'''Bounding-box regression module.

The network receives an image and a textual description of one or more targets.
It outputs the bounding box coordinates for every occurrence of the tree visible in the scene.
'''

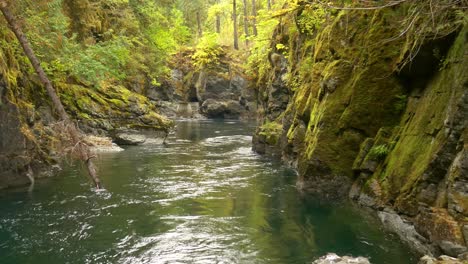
[196,10,203,37]
[0,0,102,189]
[243,0,249,46]
[216,0,221,33]
[251,0,257,36]
[233,0,239,49]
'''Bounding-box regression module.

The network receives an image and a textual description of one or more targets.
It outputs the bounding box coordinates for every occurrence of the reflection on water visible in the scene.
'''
[0,120,417,263]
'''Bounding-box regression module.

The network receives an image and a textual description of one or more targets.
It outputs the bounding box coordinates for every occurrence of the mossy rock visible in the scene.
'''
[57,83,173,133]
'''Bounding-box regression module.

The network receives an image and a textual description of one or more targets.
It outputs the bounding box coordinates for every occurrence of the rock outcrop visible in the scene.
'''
[149,48,256,119]
[252,1,467,258]
[0,79,173,189]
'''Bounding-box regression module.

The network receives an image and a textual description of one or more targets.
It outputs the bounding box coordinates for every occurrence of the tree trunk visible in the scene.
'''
[267,0,271,10]
[0,1,102,189]
[196,11,203,38]
[216,15,221,33]
[233,0,239,50]
[216,0,221,33]
[251,0,257,36]
[242,0,249,47]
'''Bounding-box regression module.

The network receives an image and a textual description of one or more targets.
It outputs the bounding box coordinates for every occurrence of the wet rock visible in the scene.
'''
[113,132,146,145]
[147,69,181,101]
[415,208,465,257]
[447,149,468,217]
[200,99,243,119]
[194,68,249,104]
[438,241,467,258]
[312,253,370,264]
[418,255,466,264]
[463,225,468,248]
[459,252,468,260]
[378,209,434,255]
[0,101,61,189]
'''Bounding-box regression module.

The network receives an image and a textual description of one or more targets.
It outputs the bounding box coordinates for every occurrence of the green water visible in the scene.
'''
[0,120,417,263]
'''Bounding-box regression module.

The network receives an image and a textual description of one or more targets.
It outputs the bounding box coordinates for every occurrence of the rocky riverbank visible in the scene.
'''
[252,2,467,260]
[145,48,256,120]
[0,80,172,189]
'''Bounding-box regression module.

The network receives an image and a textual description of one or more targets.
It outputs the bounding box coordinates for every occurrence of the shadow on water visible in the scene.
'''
[0,119,418,264]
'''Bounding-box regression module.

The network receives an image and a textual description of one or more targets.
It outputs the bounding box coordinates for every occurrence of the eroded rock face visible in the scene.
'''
[312,253,370,264]
[155,49,256,120]
[378,209,435,255]
[252,1,467,258]
[0,80,173,189]
[415,208,466,257]
[59,83,173,135]
[195,70,253,119]
[0,101,59,189]
[200,99,244,119]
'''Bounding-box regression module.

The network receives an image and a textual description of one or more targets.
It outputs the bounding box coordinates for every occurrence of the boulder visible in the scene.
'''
[418,255,466,264]
[312,253,370,264]
[438,241,468,258]
[113,132,146,145]
[378,209,434,255]
[200,99,243,119]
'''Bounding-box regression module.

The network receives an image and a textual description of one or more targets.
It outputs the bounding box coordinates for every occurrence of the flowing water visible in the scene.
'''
[0,120,417,263]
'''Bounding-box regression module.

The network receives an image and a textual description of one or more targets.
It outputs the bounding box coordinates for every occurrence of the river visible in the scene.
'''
[0,120,417,263]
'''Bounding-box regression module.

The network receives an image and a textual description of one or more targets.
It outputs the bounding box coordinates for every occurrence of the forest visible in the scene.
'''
[0,0,467,263]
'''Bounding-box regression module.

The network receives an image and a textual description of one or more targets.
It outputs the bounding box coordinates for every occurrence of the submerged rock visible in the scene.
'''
[312,253,370,264]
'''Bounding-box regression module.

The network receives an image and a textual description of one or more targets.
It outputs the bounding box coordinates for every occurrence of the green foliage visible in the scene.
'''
[368,145,390,161]
[0,0,194,89]
[246,8,280,81]
[192,33,223,69]
[296,4,327,34]
[394,95,407,113]
[259,121,283,145]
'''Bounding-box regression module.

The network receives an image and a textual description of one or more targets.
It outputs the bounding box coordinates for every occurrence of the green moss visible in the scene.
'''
[368,145,390,161]
[56,82,173,132]
[367,26,468,203]
[259,121,283,145]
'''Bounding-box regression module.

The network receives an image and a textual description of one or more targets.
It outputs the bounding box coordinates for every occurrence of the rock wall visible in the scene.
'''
[0,81,59,189]
[147,48,256,119]
[253,3,467,258]
[0,78,173,189]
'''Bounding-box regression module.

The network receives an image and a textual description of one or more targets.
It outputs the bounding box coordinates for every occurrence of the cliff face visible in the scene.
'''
[253,2,467,257]
[0,78,173,189]
[148,48,256,120]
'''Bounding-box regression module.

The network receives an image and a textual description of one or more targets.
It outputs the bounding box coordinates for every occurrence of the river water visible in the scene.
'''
[0,120,417,263]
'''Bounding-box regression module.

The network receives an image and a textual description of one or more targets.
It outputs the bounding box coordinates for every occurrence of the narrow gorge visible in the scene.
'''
[0,0,466,263]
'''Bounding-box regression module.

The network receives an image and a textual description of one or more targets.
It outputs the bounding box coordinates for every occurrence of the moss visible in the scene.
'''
[366,26,468,204]
[259,121,283,145]
[255,4,440,183]
[368,145,390,161]
[56,82,173,132]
